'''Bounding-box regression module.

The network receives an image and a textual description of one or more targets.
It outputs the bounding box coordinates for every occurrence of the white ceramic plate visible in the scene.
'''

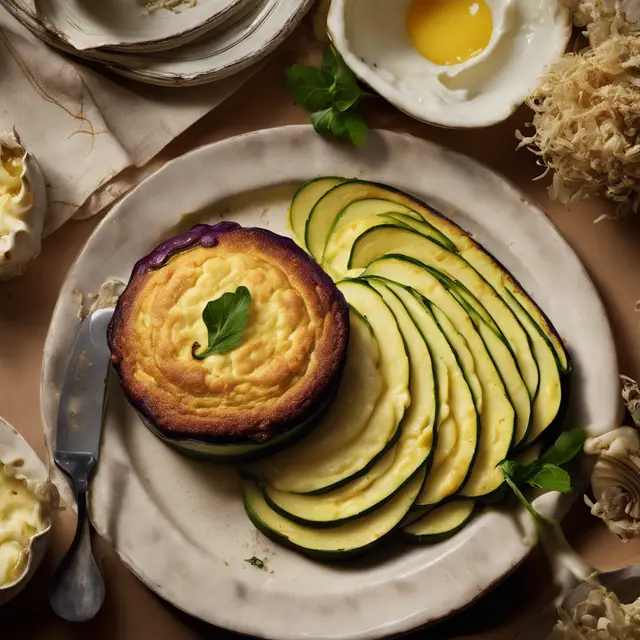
[29,0,252,52]
[2,0,314,86]
[41,127,620,640]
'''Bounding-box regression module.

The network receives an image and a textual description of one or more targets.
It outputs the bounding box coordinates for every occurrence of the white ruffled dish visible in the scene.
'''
[0,418,58,606]
[40,126,620,639]
[0,129,48,281]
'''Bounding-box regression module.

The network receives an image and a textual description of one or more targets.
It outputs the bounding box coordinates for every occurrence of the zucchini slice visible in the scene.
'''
[400,500,477,543]
[251,309,382,492]
[347,227,537,443]
[364,256,515,498]
[263,279,437,526]
[429,303,483,413]
[434,274,532,447]
[305,181,452,263]
[377,213,457,253]
[242,469,426,560]
[303,179,569,372]
[347,225,565,446]
[388,283,479,507]
[322,199,421,276]
[255,281,410,494]
[504,290,564,446]
[347,225,539,403]
[289,177,344,246]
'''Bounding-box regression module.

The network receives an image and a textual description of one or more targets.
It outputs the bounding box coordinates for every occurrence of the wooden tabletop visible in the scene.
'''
[2,29,640,640]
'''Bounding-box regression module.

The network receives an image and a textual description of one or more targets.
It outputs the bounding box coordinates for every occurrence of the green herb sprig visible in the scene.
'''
[499,428,587,522]
[244,556,266,570]
[192,286,251,360]
[285,45,371,147]
[500,428,597,597]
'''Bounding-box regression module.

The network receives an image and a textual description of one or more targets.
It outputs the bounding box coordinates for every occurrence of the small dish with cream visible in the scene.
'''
[0,417,58,605]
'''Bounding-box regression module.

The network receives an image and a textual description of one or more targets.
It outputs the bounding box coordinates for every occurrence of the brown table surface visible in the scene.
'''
[2,27,640,640]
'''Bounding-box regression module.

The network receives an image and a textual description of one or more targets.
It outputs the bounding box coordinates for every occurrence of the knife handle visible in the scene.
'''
[50,452,105,622]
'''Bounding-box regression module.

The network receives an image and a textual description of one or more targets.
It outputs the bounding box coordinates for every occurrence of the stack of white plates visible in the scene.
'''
[0,0,314,86]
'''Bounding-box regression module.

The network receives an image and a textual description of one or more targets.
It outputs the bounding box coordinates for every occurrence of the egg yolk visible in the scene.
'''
[407,0,493,66]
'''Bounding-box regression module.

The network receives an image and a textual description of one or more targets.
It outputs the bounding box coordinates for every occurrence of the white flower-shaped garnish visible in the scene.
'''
[0,129,47,281]
[584,376,640,541]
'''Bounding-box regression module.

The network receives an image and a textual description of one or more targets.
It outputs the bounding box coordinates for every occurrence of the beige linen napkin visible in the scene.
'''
[0,6,255,236]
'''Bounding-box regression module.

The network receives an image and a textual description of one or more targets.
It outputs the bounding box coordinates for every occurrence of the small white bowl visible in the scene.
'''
[327,0,572,129]
[0,418,58,605]
[0,129,48,281]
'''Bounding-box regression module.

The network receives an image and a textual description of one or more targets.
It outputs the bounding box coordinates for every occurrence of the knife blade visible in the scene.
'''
[50,307,114,622]
[55,307,114,465]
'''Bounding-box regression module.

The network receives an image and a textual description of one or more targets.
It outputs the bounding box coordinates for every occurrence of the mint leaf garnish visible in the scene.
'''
[499,428,587,522]
[540,428,587,467]
[284,66,334,112]
[286,45,370,147]
[192,286,251,360]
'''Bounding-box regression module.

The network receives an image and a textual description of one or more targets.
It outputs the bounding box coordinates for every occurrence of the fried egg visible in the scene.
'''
[328,0,572,127]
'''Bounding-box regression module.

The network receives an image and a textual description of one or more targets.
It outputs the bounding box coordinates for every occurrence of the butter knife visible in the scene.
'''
[49,307,114,622]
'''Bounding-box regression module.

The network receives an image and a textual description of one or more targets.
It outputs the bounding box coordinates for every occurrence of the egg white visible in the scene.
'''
[329,0,572,128]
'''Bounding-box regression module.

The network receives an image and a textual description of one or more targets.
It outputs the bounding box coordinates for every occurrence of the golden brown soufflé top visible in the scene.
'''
[108,222,349,445]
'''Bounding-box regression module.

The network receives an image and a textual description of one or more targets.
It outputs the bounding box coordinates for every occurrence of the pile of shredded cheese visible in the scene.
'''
[549,588,640,639]
[518,0,640,214]
[565,0,640,45]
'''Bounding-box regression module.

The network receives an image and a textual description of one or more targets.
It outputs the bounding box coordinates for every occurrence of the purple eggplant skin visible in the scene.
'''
[106,222,350,461]
[135,381,340,463]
